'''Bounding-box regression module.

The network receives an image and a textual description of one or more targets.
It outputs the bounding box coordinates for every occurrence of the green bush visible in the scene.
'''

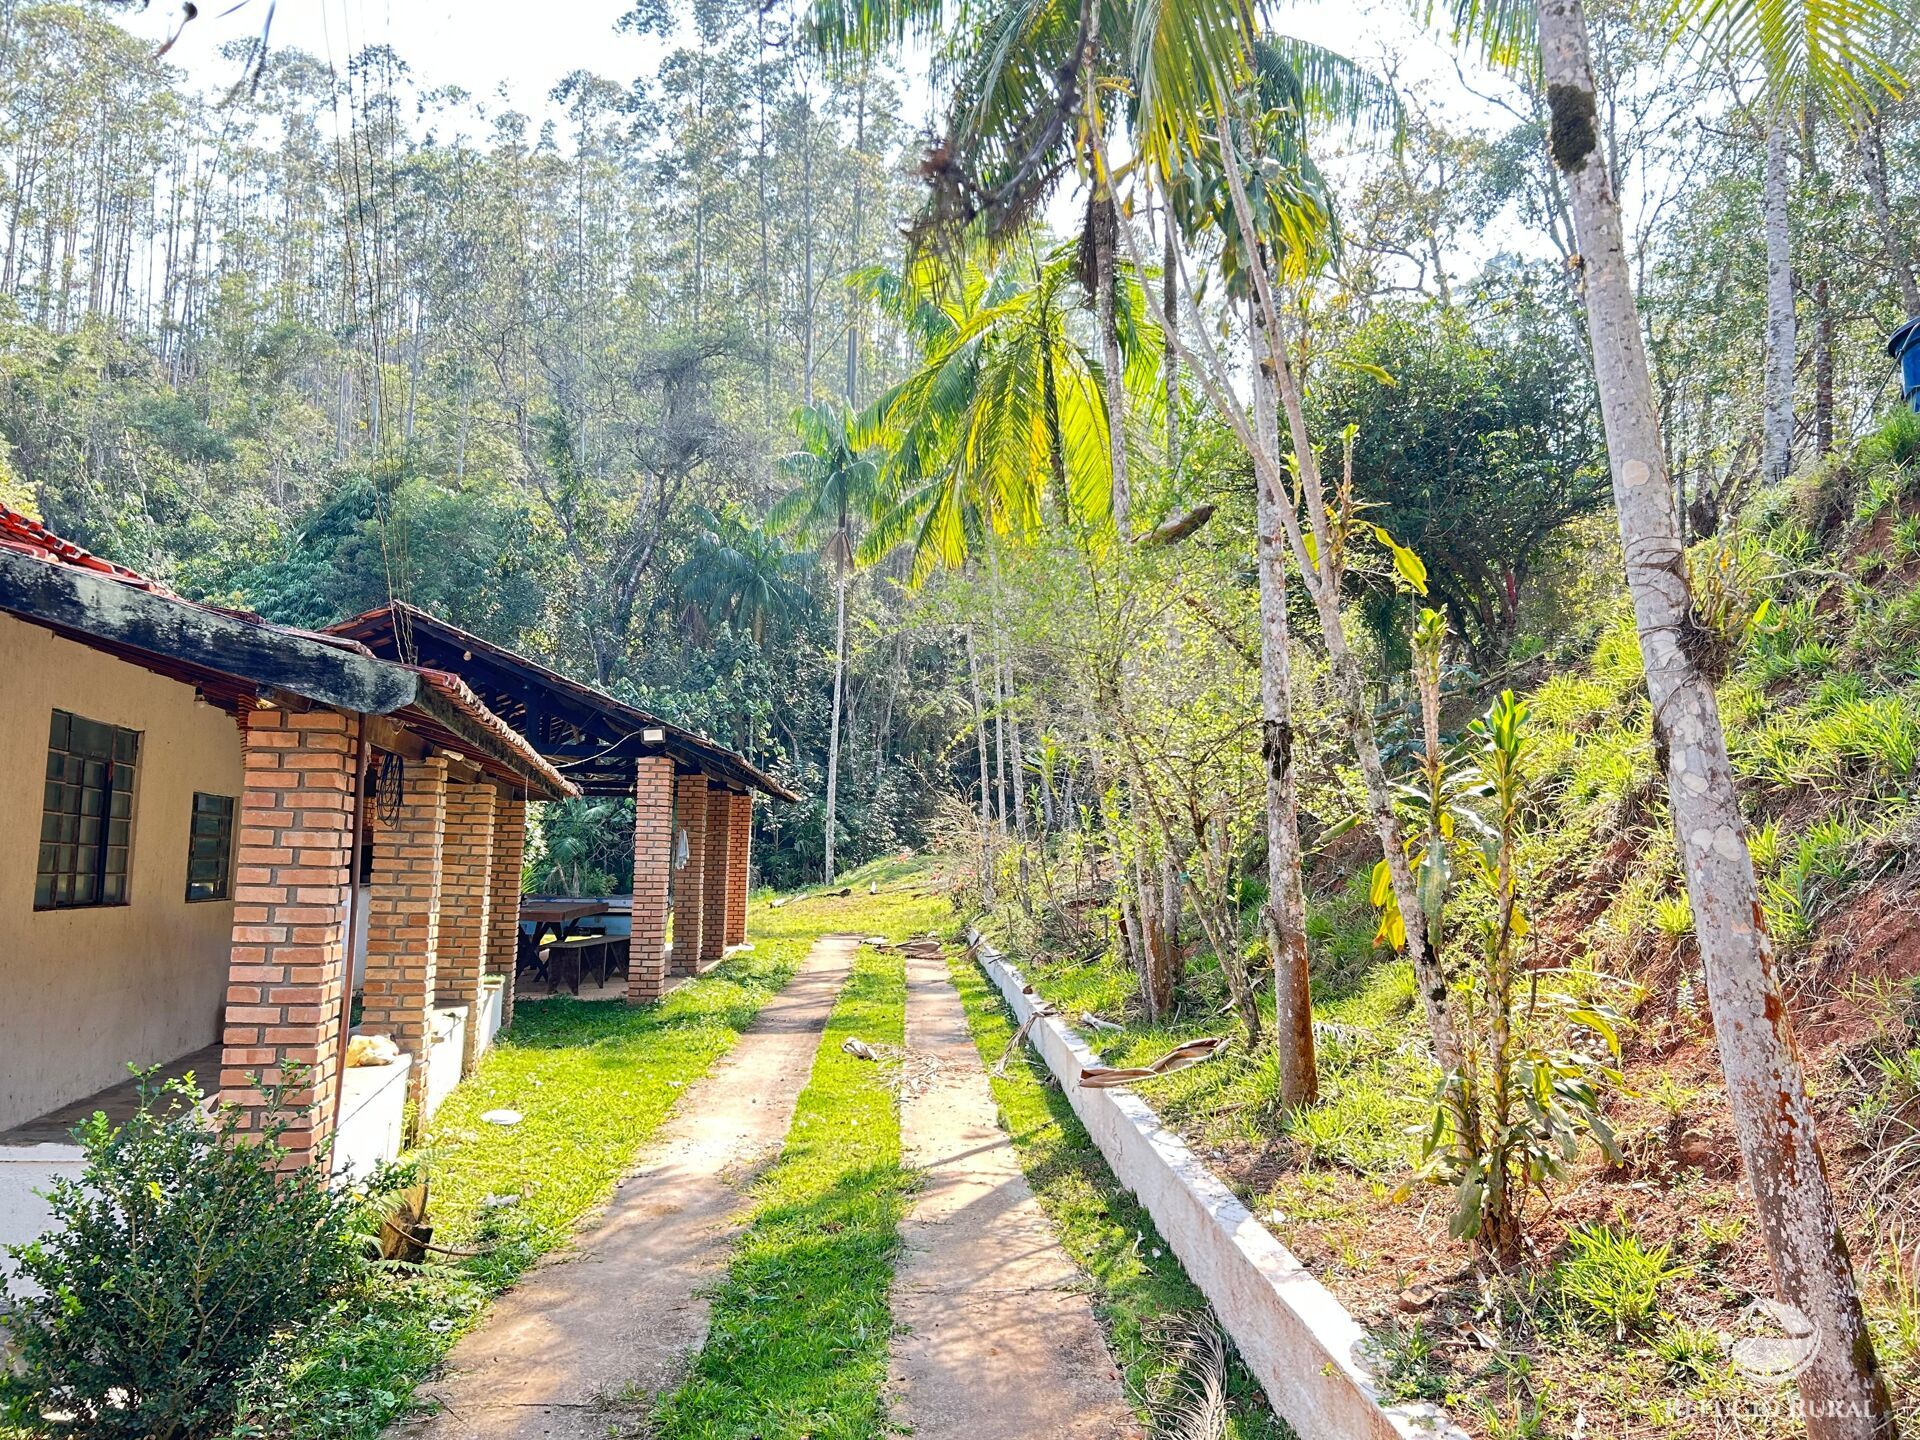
[0,1074,372,1440]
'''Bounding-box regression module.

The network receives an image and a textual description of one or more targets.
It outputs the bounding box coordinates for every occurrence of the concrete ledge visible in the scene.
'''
[478,977,506,1056]
[970,932,1468,1440]
[333,1055,412,1181]
[423,1007,468,1121]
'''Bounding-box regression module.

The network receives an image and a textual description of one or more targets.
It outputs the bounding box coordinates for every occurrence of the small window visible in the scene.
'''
[36,709,140,910]
[185,792,235,902]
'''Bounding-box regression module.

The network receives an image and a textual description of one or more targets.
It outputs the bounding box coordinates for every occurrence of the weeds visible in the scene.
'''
[1555,1224,1687,1339]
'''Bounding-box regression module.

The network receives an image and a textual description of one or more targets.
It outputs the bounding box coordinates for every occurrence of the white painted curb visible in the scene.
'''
[969,931,1470,1440]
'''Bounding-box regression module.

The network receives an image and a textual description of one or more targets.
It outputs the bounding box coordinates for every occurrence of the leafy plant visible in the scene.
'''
[0,1073,372,1440]
[1374,642,1626,1260]
[1556,1223,1688,1339]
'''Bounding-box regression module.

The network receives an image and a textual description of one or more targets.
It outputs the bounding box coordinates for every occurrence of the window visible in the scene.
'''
[36,710,139,910]
[185,792,235,902]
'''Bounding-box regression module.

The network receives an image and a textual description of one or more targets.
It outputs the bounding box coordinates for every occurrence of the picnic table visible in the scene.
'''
[517,898,623,994]
[519,897,610,940]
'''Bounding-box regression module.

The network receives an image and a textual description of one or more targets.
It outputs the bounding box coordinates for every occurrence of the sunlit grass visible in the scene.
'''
[650,939,910,1440]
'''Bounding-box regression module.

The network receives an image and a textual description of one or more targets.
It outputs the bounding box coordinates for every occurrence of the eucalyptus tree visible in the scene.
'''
[1665,0,1913,487]
[1436,0,1899,1430]
[772,399,883,884]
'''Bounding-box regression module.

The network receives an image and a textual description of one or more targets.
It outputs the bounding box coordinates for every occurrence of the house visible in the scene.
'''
[0,507,795,1277]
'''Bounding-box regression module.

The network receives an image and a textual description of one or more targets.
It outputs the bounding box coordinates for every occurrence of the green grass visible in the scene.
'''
[945,950,1295,1439]
[245,858,948,1439]
[650,939,910,1440]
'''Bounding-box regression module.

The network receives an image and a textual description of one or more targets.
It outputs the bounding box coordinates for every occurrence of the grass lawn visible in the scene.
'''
[651,880,948,1439]
[243,859,948,1439]
[944,949,1296,1440]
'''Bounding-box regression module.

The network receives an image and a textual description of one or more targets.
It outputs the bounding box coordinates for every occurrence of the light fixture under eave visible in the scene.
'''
[641,727,666,743]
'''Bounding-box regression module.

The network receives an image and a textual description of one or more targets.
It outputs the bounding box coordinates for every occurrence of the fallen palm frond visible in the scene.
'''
[1154,1315,1230,1440]
[1080,1036,1229,1089]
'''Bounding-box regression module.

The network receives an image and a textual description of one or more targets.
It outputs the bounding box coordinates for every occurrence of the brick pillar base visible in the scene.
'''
[441,783,495,1075]
[220,706,357,1170]
[701,785,729,964]
[725,791,751,946]
[629,756,672,1002]
[488,791,527,1030]
[671,772,708,976]
[361,754,448,1119]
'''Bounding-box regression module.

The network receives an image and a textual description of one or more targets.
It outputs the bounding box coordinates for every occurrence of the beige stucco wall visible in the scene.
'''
[0,613,244,1131]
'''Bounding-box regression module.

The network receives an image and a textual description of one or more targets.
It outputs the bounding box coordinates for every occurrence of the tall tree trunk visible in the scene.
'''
[991,636,1009,831]
[1163,217,1181,481]
[1762,114,1795,486]
[1859,110,1920,316]
[1814,275,1835,458]
[824,574,847,884]
[1251,304,1317,1108]
[1107,122,1467,1098]
[1539,4,1892,1432]
[967,627,995,906]
[1083,26,1130,537]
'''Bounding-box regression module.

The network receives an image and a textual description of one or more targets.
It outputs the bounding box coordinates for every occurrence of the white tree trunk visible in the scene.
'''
[824,575,846,884]
[1251,303,1317,1106]
[1539,4,1891,1431]
[1859,114,1920,316]
[1763,115,1796,486]
[966,627,995,906]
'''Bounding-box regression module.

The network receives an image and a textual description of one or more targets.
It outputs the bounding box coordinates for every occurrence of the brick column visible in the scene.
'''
[671,771,708,976]
[441,783,495,1074]
[360,753,448,1114]
[219,706,357,1170]
[488,790,527,1029]
[629,755,673,1002]
[725,791,751,946]
[701,785,730,964]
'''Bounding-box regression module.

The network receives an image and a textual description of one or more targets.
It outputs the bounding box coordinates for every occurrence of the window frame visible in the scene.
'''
[35,709,141,912]
[184,791,236,903]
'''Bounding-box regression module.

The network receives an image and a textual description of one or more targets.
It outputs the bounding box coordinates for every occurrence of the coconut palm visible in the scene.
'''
[1428,0,1904,1431]
[771,400,883,885]
[856,244,1158,584]
[810,0,1255,538]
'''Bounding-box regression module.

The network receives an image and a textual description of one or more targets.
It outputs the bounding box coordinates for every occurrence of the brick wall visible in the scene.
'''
[488,790,527,1028]
[440,782,495,1073]
[219,705,358,1169]
[360,753,448,1115]
[701,785,729,963]
[671,771,708,976]
[628,755,673,1002]
[725,790,751,946]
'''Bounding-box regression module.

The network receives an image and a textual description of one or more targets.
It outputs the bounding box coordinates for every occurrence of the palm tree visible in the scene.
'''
[676,504,812,646]
[1433,0,1902,1431]
[809,0,1244,537]
[1130,31,1424,1109]
[771,401,883,885]
[856,245,1157,583]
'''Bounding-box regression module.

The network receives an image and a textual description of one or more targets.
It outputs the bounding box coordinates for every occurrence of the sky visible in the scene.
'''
[115,0,1473,129]
[111,0,1531,273]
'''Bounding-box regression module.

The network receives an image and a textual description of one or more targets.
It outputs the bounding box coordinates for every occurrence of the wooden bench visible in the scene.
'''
[540,935,628,995]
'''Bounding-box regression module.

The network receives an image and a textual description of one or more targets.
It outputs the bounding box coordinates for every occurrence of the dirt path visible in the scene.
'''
[889,939,1144,1440]
[393,935,861,1440]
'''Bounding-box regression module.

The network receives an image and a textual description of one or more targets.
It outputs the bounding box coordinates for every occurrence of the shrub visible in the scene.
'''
[0,1073,372,1440]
